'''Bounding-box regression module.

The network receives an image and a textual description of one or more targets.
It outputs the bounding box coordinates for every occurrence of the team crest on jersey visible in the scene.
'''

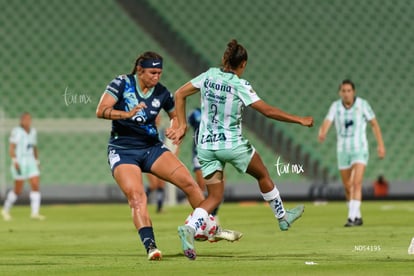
[152,98,161,108]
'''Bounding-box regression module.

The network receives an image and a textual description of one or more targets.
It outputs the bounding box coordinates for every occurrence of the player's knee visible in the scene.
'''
[127,193,146,209]
[14,188,23,195]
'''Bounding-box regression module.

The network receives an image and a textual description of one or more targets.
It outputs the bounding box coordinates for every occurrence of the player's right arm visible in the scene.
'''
[318,102,336,142]
[96,93,145,120]
[96,76,146,120]
[9,143,20,173]
[318,119,333,142]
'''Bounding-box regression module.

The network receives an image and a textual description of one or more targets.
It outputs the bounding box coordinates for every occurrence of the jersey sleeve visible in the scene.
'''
[190,71,207,89]
[236,79,260,106]
[162,90,175,113]
[362,99,376,121]
[104,75,126,101]
[9,128,20,144]
[325,102,337,121]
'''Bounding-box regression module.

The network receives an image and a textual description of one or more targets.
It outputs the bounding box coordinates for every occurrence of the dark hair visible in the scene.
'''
[222,39,248,70]
[340,79,356,90]
[20,111,31,118]
[131,51,163,74]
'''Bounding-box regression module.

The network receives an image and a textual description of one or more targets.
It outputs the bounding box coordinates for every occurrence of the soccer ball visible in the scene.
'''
[185,214,218,242]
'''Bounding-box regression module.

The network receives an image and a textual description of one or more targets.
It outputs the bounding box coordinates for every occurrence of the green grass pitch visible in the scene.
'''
[1,201,413,275]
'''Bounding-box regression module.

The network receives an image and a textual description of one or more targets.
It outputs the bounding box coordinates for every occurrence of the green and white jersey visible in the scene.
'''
[325,97,375,152]
[191,68,260,150]
[9,126,37,161]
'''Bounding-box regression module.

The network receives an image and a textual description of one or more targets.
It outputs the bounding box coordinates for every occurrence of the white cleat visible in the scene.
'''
[147,247,162,261]
[209,227,243,243]
[1,209,12,221]
[30,214,46,220]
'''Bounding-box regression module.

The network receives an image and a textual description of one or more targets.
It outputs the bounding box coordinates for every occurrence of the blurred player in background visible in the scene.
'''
[2,112,45,221]
[373,174,389,198]
[188,108,220,220]
[318,79,385,227]
[170,39,314,260]
[145,173,165,213]
[96,51,240,261]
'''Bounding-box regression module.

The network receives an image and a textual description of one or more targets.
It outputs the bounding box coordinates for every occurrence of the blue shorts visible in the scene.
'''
[107,143,169,174]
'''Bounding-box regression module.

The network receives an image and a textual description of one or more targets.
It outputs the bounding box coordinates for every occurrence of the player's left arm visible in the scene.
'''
[165,110,180,154]
[33,145,40,167]
[167,82,200,144]
[250,100,314,127]
[370,118,385,159]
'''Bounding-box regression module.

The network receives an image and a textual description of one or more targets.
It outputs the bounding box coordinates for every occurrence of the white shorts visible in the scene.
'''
[11,159,40,180]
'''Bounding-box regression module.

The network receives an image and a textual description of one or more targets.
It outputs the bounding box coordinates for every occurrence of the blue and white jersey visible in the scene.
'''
[105,74,175,149]
[188,108,201,156]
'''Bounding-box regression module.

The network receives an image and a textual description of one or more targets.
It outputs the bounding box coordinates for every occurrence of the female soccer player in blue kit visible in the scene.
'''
[96,51,239,261]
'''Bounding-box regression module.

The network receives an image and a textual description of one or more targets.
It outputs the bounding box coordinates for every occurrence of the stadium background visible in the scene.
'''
[0,0,413,203]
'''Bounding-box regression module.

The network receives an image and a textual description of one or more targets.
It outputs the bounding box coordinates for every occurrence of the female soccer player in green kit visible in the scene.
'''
[319,79,385,227]
[168,39,314,260]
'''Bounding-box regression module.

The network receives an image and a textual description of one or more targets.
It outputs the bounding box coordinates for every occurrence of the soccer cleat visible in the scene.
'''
[344,218,354,227]
[1,209,11,221]
[178,225,196,260]
[30,214,46,220]
[345,218,363,227]
[278,204,305,231]
[147,247,162,261]
[354,217,363,226]
[209,227,243,243]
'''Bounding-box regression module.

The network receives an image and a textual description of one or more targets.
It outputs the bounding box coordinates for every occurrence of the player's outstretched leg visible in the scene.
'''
[178,225,196,260]
[278,205,305,231]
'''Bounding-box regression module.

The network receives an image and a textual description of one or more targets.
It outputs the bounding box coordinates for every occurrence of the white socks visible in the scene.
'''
[347,199,362,220]
[186,208,209,231]
[261,187,286,219]
[30,191,41,215]
[3,190,42,217]
[3,191,18,212]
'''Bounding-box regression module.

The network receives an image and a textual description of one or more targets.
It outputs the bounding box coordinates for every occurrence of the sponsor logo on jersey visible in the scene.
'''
[204,79,232,92]
[152,98,161,108]
[344,119,354,129]
[200,133,226,144]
